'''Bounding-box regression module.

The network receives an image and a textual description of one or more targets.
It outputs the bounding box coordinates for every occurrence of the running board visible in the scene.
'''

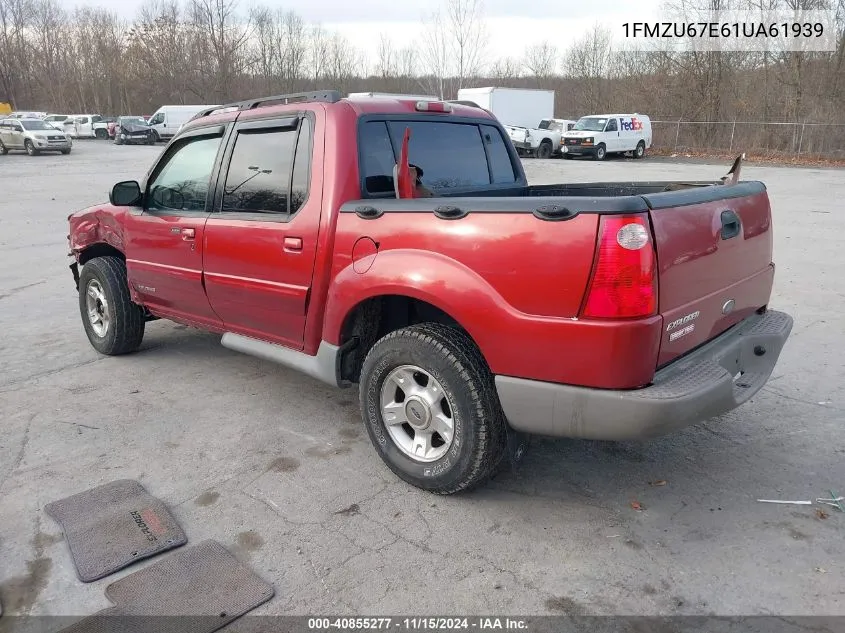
[221,333,341,387]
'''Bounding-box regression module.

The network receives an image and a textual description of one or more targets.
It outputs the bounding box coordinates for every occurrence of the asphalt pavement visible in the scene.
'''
[0,141,843,617]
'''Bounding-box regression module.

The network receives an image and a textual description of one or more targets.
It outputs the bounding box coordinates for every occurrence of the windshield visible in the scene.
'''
[120,117,148,126]
[21,120,54,131]
[573,117,607,132]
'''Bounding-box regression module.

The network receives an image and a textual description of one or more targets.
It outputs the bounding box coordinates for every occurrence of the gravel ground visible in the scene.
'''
[1,141,843,618]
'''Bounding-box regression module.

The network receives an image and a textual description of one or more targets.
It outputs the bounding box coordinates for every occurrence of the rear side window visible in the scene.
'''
[223,128,296,214]
[481,125,517,184]
[359,121,396,195]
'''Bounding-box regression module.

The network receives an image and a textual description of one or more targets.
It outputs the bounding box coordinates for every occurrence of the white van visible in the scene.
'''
[146,105,219,142]
[561,113,652,161]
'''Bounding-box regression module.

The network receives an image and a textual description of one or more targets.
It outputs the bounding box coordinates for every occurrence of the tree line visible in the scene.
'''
[1,0,843,153]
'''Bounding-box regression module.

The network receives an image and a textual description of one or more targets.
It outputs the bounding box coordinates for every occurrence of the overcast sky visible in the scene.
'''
[56,0,665,67]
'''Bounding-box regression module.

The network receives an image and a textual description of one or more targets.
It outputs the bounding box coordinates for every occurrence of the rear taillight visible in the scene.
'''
[581,214,657,319]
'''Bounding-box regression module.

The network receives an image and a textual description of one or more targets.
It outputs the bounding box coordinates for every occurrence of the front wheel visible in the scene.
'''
[78,256,145,355]
[61,148,71,154]
[95,128,108,140]
[536,141,553,159]
[25,140,38,156]
[593,144,606,161]
[0,140,7,155]
[359,323,507,494]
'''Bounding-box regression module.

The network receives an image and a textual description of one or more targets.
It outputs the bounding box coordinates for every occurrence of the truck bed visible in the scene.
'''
[341,179,773,386]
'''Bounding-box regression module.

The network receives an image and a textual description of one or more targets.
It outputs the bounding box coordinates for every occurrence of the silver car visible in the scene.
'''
[0,117,73,155]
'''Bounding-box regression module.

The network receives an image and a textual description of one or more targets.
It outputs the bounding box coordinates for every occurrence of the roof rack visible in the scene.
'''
[193,90,342,120]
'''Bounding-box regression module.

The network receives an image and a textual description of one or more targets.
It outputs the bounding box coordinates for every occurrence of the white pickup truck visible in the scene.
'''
[505,118,577,158]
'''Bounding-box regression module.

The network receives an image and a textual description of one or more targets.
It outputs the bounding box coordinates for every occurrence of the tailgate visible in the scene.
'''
[644,182,774,367]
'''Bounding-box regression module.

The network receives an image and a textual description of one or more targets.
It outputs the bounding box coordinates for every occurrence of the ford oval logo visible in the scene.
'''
[722,299,736,315]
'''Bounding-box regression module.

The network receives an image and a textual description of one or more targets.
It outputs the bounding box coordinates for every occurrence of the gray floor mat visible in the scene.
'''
[59,541,274,633]
[45,479,187,582]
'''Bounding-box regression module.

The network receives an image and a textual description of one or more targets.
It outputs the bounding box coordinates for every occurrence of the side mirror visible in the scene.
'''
[110,180,142,206]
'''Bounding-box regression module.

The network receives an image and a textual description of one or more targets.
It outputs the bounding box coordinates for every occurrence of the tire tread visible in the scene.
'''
[79,256,145,355]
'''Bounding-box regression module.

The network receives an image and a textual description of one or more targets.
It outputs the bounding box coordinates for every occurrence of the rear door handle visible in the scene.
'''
[720,210,741,240]
[284,236,303,252]
[181,228,195,240]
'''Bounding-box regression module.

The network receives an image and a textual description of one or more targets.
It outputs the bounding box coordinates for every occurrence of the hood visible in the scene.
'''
[119,121,150,133]
[564,130,598,138]
[32,130,60,138]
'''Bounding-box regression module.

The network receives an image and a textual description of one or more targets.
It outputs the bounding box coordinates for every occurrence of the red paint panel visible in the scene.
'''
[649,191,773,364]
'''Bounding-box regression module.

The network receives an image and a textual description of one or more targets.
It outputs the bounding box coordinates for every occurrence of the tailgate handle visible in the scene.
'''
[720,210,741,240]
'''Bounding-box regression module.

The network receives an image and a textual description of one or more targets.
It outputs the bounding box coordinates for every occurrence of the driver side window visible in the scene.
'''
[605,118,618,132]
[146,134,222,213]
[150,113,164,125]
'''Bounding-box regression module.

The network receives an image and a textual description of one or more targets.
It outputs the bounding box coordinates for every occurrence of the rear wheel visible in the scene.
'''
[536,140,553,159]
[594,144,606,161]
[25,140,38,156]
[359,323,507,494]
[633,141,645,159]
[95,128,108,140]
[78,256,145,355]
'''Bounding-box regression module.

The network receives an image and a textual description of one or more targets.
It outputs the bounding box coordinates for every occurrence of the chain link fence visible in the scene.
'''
[651,120,845,158]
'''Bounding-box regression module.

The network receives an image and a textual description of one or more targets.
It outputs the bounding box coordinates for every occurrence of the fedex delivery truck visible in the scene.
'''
[455,87,554,129]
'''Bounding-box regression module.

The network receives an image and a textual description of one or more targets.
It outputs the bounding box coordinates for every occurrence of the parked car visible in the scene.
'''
[64,114,111,139]
[44,114,72,131]
[146,105,219,142]
[561,113,653,160]
[113,116,156,145]
[0,117,72,155]
[66,91,792,494]
[8,111,47,119]
[505,118,577,158]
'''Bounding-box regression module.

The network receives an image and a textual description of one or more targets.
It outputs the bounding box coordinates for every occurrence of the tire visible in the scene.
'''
[114,137,123,145]
[0,140,7,155]
[359,323,507,494]
[593,144,606,161]
[634,141,645,159]
[25,140,38,156]
[146,136,156,145]
[61,148,71,155]
[78,256,145,355]
[151,130,160,143]
[95,128,108,140]
[536,140,553,159]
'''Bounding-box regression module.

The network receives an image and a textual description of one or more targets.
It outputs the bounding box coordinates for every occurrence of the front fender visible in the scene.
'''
[68,205,128,256]
[323,248,522,351]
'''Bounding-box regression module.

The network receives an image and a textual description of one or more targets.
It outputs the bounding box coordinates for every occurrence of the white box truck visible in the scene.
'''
[455,87,554,129]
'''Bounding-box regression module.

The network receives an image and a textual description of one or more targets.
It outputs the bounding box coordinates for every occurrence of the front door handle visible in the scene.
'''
[181,228,195,240]
[284,236,303,252]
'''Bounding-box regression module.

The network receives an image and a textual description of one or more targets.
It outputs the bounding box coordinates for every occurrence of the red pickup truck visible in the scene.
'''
[67,91,793,494]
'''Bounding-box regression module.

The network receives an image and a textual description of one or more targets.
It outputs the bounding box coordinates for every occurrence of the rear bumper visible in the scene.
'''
[495,310,793,441]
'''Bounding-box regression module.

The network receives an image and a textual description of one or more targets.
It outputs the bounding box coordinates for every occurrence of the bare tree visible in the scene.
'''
[563,23,613,112]
[419,8,449,98]
[446,0,487,89]
[523,42,557,80]
[376,34,397,78]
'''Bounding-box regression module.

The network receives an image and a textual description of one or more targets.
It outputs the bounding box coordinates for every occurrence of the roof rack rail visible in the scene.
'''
[193,90,342,120]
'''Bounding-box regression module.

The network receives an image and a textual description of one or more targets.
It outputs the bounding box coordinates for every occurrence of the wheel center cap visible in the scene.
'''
[404,397,431,429]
